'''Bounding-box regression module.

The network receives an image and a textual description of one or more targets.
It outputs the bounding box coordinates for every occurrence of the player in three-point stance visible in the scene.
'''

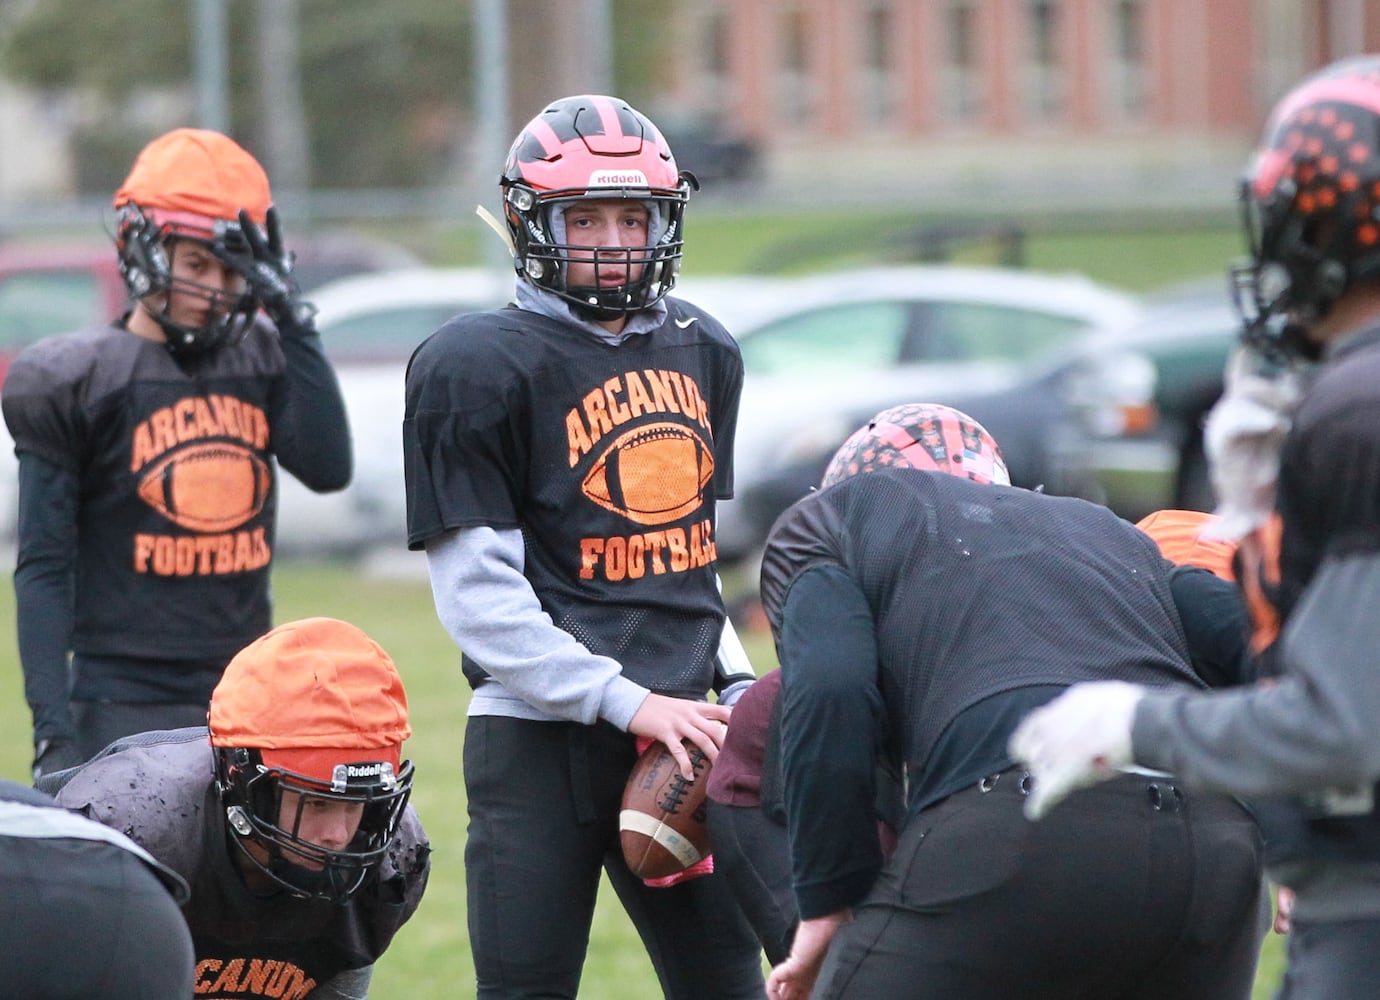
[763,403,1267,1000]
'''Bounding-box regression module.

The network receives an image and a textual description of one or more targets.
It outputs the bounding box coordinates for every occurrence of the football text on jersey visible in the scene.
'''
[130,393,273,576]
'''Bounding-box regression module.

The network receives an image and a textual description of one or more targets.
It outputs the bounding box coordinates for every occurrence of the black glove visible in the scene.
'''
[229,207,317,332]
[32,736,83,784]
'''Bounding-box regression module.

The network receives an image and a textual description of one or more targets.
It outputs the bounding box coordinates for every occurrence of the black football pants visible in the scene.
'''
[0,834,194,998]
[705,799,798,965]
[812,768,1270,999]
[463,715,765,999]
[73,699,210,761]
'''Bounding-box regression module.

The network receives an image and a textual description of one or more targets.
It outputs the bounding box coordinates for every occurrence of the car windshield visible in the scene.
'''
[320,304,473,361]
[737,298,1092,376]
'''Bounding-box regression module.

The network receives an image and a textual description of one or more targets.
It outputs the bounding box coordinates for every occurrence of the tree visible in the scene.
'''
[0,0,673,195]
[1,0,471,191]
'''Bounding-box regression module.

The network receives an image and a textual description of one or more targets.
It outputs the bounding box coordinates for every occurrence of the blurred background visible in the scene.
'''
[1,0,1374,579]
[1,4,1363,994]
[1,1,1371,247]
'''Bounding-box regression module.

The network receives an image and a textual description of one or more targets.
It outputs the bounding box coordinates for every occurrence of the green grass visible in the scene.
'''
[423,206,1245,295]
[0,559,1286,997]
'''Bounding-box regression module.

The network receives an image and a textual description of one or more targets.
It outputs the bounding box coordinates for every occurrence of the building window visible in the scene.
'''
[689,4,731,115]
[1109,0,1148,120]
[940,0,981,124]
[1024,0,1066,122]
[859,2,898,125]
[777,5,813,125]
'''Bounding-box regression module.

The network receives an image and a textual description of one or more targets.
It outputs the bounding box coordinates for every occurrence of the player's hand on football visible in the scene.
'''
[767,912,848,1000]
[1006,680,1145,820]
[628,693,730,779]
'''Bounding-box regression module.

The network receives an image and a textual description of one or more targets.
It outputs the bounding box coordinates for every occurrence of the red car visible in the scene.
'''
[0,232,423,381]
[0,243,128,382]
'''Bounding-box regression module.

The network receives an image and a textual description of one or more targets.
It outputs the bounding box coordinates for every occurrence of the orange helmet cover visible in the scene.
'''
[114,127,272,236]
[1135,509,1237,582]
[209,617,411,783]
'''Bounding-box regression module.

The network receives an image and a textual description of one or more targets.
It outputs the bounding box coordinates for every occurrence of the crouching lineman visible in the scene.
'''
[762,403,1268,1000]
[47,617,430,999]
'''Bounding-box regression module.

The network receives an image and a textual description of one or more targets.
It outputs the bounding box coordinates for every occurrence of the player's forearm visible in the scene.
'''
[778,565,887,918]
[1135,551,1380,797]
[274,330,352,492]
[13,456,78,742]
[425,526,640,725]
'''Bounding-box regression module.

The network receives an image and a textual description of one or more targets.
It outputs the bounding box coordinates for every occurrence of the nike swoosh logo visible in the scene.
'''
[675,317,698,329]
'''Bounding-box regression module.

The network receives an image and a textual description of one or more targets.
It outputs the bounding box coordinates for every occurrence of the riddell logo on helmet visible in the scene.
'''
[589,170,649,187]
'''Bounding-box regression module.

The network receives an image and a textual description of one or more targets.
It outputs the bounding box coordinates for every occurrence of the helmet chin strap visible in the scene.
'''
[565,282,637,323]
[226,808,367,904]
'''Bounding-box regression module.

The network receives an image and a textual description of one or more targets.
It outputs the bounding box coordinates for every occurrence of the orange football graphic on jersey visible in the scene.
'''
[137,441,272,532]
[581,422,713,526]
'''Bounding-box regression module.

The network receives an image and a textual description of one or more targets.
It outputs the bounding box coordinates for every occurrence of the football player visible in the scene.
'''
[403,94,762,998]
[2,128,351,779]
[1011,54,1380,999]
[48,617,430,998]
[763,403,1268,1000]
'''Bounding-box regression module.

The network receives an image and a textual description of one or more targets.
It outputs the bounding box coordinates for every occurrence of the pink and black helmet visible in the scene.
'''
[821,402,1011,489]
[501,94,693,319]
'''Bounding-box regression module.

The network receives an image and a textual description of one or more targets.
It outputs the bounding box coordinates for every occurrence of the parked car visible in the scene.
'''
[1073,279,1243,523]
[672,265,1147,565]
[273,267,512,557]
[0,243,129,383]
[654,115,761,186]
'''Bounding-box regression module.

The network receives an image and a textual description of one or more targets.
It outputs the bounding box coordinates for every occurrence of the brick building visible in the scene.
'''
[662,1,1380,210]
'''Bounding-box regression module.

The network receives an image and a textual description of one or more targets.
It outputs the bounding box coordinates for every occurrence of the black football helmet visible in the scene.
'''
[115,204,261,359]
[501,94,695,320]
[1230,56,1380,360]
[214,747,414,904]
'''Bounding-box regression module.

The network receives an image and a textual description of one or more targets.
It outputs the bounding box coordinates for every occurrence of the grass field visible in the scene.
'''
[0,559,1286,997]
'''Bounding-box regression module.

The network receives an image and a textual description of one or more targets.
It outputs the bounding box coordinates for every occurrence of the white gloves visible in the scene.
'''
[1007,681,1146,820]
[1200,348,1304,542]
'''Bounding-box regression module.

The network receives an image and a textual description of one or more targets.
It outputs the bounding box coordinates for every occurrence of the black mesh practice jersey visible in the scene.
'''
[2,320,341,664]
[761,470,1203,776]
[403,300,743,698]
[53,729,430,998]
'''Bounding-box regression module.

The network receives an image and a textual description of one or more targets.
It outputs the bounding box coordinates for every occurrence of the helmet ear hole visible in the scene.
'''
[117,208,173,300]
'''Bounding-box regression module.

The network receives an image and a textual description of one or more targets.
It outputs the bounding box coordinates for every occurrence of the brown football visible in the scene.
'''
[619,738,713,879]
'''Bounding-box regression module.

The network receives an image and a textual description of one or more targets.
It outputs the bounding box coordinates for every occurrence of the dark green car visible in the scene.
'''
[1077,281,1240,522]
